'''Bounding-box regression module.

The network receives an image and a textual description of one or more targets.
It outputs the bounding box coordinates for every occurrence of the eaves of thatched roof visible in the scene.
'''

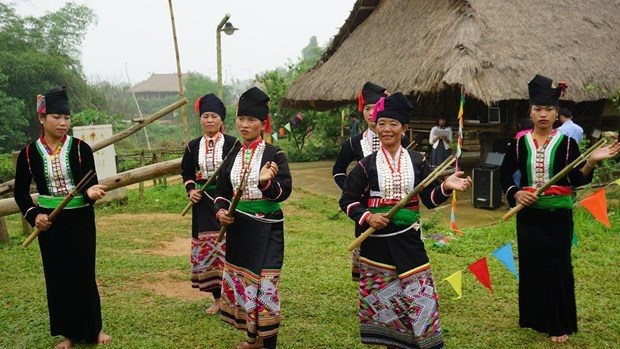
[281,0,620,110]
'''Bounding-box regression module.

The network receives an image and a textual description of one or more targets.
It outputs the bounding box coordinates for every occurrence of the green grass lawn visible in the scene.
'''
[0,184,618,348]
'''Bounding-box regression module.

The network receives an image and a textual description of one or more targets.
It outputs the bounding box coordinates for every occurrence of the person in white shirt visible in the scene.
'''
[557,108,584,143]
[429,115,453,168]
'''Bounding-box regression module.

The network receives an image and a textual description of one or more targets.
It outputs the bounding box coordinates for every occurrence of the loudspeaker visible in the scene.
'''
[472,166,502,209]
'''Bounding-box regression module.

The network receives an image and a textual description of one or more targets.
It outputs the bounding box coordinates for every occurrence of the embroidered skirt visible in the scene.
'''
[358,225,444,349]
[191,231,226,294]
[220,211,284,340]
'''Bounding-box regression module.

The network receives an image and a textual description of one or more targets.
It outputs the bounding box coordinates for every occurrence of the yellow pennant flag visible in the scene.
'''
[615,178,620,186]
[444,270,463,300]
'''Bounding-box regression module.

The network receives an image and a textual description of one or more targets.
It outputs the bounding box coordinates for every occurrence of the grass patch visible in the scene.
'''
[0,185,618,348]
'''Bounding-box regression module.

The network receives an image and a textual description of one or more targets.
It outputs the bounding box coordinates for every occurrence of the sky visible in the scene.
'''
[9,0,353,85]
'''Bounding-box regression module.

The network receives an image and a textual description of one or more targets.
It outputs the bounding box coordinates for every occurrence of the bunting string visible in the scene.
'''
[439,179,618,299]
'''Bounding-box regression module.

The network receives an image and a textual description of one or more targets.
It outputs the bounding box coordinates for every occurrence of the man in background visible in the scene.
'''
[557,107,584,143]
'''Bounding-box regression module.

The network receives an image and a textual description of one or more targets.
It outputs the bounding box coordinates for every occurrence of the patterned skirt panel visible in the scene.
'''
[190,231,226,293]
[359,259,444,349]
[220,264,281,339]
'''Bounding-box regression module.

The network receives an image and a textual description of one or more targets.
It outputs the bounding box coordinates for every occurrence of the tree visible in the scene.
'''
[0,2,98,149]
[0,74,27,152]
[255,36,343,155]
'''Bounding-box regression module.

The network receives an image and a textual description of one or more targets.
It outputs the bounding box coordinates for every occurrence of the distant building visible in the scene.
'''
[132,73,184,99]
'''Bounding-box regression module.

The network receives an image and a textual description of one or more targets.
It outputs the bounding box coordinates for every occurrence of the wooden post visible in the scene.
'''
[168,0,189,144]
[161,152,168,187]
[0,217,9,244]
[12,151,32,235]
[139,151,145,200]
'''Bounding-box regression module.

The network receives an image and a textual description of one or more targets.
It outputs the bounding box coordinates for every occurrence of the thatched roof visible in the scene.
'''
[281,0,620,110]
[132,73,184,93]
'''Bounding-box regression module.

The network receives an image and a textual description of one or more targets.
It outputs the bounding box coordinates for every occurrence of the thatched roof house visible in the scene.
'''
[281,0,619,115]
[132,73,185,99]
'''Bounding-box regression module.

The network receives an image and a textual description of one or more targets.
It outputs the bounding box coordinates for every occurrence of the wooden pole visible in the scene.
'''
[0,217,8,244]
[0,98,187,196]
[0,158,182,217]
[347,156,456,251]
[502,138,606,221]
[139,151,145,200]
[22,171,95,248]
[167,0,189,144]
[12,151,32,235]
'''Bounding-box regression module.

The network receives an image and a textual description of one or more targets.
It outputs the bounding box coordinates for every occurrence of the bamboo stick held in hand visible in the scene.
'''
[22,170,96,249]
[216,167,251,243]
[502,138,606,221]
[347,155,456,251]
[180,140,240,216]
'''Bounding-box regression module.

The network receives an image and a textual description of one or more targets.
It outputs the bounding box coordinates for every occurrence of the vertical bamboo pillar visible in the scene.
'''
[168,0,189,144]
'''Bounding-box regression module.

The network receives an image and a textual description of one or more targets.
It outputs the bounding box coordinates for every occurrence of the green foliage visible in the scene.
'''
[0,153,15,183]
[0,2,99,149]
[0,74,27,151]
[71,108,119,127]
[254,36,345,159]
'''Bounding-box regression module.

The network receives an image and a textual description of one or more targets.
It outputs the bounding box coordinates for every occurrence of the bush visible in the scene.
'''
[276,136,339,162]
[0,153,15,183]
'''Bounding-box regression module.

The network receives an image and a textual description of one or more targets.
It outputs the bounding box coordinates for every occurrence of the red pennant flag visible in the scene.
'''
[450,221,463,236]
[468,257,492,291]
[579,189,610,228]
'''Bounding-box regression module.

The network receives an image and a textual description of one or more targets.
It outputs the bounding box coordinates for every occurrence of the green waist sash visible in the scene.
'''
[369,206,420,226]
[197,182,217,191]
[38,195,88,209]
[237,200,281,215]
[531,195,574,210]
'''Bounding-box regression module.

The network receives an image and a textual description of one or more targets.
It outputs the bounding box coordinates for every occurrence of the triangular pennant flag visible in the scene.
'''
[614,178,620,186]
[444,270,462,300]
[271,132,278,142]
[450,221,463,236]
[492,243,518,280]
[579,189,610,228]
[284,123,291,132]
[468,257,492,291]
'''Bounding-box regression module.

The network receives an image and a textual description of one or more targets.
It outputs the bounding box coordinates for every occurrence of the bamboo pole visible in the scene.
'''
[167,0,189,144]
[216,167,251,243]
[347,155,456,251]
[181,140,240,216]
[22,170,95,248]
[0,98,187,196]
[0,159,182,217]
[502,138,606,221]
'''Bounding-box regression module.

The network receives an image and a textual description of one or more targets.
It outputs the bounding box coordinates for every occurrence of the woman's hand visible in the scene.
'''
[86,184,107,201]
[35,213,51,231]
[587,140,620,165]
[259,161,278,185]
[217,210,234,227]
[188,189,202,203]
[443,171,472,192]
[514,190,538,206]
[366,212,389,230]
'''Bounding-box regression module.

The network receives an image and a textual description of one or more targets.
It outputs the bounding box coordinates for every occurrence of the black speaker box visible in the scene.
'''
[472,166,502,209]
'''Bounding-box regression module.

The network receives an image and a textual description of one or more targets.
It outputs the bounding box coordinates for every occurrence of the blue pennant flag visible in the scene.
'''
[492,243,519,280]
